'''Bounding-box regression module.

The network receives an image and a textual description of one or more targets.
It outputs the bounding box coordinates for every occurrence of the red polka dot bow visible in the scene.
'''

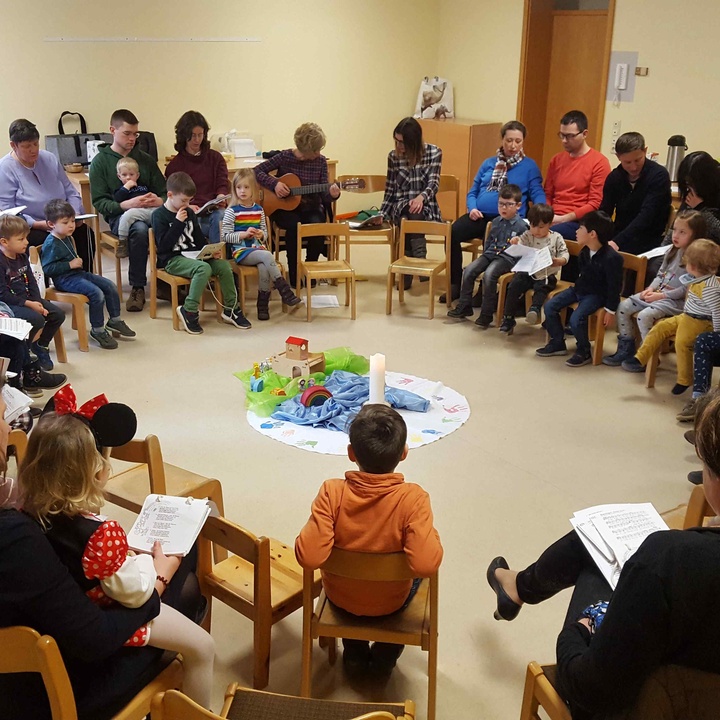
[52,384,109,420]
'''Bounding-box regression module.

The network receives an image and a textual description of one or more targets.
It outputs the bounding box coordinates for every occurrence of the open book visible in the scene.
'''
[505,243,553,275]
[127,494,213,556]
[570,503,669,589]
[181,242,226,261]
[349,213,385,230]
[639,245,671,260]
[196,195,230,216]
[0,205,27,218]
[0,317,32,342]
[1,383,33,423]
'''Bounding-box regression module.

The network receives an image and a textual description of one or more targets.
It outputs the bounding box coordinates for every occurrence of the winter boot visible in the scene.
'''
[257,290,271,321]
[602,336,636,367]
[410,236,429,282]
[274,276,302,306]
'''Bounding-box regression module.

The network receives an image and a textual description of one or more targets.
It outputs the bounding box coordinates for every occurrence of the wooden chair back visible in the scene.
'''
[296,222,352,264]
[8,428,28,465]
[109,434,168,495]
[438,174,460,222]
[0,625,78,720]
[618,250,648,295]
[320,548,416,581]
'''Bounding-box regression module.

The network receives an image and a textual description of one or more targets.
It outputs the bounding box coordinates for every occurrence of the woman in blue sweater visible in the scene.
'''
[446,120,545,301]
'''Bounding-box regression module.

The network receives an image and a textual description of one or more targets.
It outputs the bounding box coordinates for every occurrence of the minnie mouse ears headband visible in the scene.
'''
[42,384,137,449]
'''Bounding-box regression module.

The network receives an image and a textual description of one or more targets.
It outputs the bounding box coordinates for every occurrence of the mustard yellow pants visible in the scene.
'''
[635,313,712,386]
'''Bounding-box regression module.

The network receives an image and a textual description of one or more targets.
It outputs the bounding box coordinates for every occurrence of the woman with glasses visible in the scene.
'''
[165,111,229,243]
[445,120,545,302]
[381,117,442,289]
[0,118,95,270]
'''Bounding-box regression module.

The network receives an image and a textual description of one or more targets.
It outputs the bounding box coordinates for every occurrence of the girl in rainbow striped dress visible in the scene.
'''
[221,169,301,319]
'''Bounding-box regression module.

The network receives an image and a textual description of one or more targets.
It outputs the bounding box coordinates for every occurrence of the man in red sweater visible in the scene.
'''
[545,110,611,241]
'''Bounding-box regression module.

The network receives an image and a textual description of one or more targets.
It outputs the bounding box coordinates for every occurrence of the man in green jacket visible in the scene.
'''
[89,109,165,312]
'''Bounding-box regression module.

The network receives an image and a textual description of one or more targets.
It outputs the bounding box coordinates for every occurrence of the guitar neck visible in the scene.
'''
[290,183,332,197]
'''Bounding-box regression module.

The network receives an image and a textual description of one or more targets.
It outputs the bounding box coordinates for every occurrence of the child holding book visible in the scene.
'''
[0,213,65,371]
[536,211,623,366]
[152,171,250,335]
[19,401,216,709]
[622,238,720,395]
[604,209,706,367]
[498,203,569,334]
[295,404,443,676]
[113,157,156,258]
[221,169,301,320]
[447,183,527,327]
[41,199,135,350]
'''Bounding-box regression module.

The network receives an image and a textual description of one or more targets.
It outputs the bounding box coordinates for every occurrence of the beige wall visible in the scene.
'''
[601,0,720,161]
[0,0,438,194]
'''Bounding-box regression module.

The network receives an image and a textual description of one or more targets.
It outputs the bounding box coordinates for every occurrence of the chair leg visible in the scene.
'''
[427,632,438,720]
[300,628,313,697]
[252,618,271,690]
[350,275,356,320]
[646,349,660,388]
[171,285,180,331]
[592,314,606,366]
[150,274,158,319]
[399,275,405,304]
[344,275,349,307]
[428,275,435,319]
[306,274,312,322]
[386,271,394,315]
[519,664,541,720]
[115,255,123,302]
[74,304,89,352]
[214,279,223,322]
[53,327,67,364]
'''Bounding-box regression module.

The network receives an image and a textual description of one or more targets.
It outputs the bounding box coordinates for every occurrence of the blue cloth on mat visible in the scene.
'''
[271,370,429,432]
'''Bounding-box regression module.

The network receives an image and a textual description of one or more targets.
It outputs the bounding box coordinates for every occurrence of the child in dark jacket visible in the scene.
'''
[536,210,623,366]
[151,171,249,335]
[41,200,135,350]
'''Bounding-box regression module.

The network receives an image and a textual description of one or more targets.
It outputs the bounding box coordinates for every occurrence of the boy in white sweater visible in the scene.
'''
[499,203,569,334]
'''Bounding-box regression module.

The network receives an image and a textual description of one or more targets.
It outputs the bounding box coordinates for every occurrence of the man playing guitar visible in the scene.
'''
[254,123,340,288]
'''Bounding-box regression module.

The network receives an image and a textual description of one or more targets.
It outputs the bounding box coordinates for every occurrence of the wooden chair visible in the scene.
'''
[297,223,356,322]
[197,515,321,689]
[152,684,415,720]
[8,427,28,464]
[520,488,717,720]
[301,548,438,720]
[148,229,223,331]
[386,219,451,319]
[91,212,124,301]
[337,174,396,262]
[0,625,183,720]
[29,245,90,353]
[461,219,491,265]
[438,174,460,223]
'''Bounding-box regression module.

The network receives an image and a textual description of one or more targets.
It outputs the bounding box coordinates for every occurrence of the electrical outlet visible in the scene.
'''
[612,121,621,137]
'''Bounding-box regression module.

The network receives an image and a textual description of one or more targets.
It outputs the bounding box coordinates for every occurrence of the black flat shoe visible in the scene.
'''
[486,556,521,621]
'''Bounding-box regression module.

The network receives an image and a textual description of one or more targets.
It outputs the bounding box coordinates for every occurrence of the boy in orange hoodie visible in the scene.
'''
[295,404,443,675]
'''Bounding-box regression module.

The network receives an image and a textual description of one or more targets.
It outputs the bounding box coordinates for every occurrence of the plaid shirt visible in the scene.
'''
[254,149,330,213]
[380,143,442,223]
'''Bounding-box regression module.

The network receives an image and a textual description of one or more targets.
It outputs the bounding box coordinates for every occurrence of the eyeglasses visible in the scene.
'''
[498,201,518,208]
[558,131,583,141]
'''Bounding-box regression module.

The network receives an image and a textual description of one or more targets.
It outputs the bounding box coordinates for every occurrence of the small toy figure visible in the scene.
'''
[252,363,261,379]
[297,378,316,392]
[270,388,287,397]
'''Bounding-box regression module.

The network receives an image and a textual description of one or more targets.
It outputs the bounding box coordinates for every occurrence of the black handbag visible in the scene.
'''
[44,111,111,166]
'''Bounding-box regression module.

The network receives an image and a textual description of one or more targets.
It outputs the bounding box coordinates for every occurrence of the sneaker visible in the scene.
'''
[447,303,473,319]
[526,306,541,325]
[21,384,43,399]
[672,383,690,396]
[621,357,645,373]
[536,342,568,357]
[126,287,145,312]
[176,306,203,335]
[31,342,53,371]
[566,352,592,367]
[106,318,136,337]
[475,315,492,329]
[90,328,119,350]
[499,317,516,335]
[677,399,698,423]
[222,307,252,329]
[23,366,67,392]
[116,238,129,258]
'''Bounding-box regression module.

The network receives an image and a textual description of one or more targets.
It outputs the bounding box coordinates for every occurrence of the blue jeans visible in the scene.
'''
[197,208,224,244]
[693,332,720,397]
[109,215,149,288]
[544,288,603,355]
[53,272,121,329]
[551,221,580,241]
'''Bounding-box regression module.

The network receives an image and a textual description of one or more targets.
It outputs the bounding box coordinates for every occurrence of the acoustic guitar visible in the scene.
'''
[260,173,365,216]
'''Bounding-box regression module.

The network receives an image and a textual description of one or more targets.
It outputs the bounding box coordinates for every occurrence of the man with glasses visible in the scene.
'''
[544,110,611,241]
[90,109,166,312]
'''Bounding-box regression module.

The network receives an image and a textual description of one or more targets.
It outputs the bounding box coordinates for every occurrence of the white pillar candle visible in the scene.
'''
[368,353,386,404]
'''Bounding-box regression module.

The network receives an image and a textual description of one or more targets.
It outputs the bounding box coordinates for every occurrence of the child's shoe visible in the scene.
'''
[499,316,516,335]
[106,318,136,337]
[677,398,698,422]
[526,306,541,325]
[90,328,119,350]
[257,291,271,321]
[22,364,67,393]
[672,383,690,396]
[116,238,129,258]
[177,306,203,335]
[273,277,302,306]
[475,314,492,329]
[536,341,567,357]
[603,336,636,367]
[447,303,473,318]
[566,351,592,367]
[222,307,252,329]
[621,357,645,373]
[31,342,53,371]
